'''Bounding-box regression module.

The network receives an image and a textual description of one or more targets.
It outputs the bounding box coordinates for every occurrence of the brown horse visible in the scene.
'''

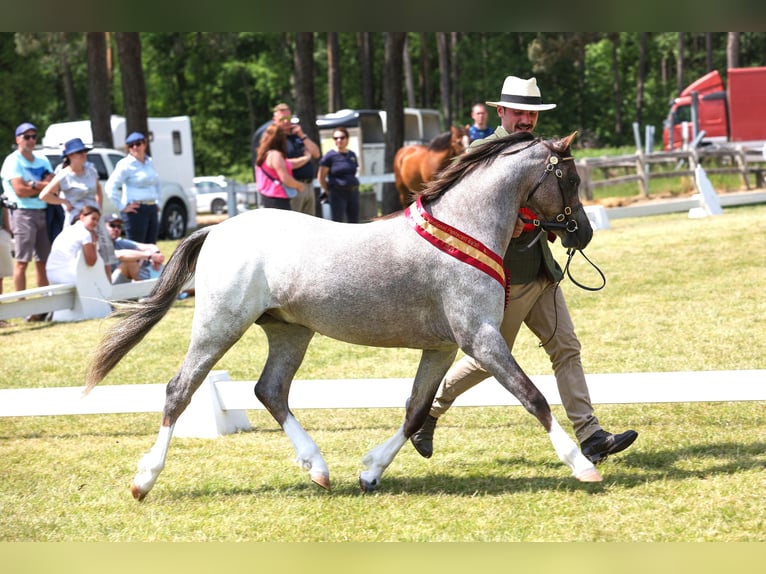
[394,125,466,208]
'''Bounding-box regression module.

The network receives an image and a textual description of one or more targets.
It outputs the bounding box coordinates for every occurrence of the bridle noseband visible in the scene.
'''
[521,153,579,234]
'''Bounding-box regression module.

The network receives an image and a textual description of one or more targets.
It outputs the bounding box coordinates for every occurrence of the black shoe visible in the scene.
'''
[581,429,638,464]
[410,415,438,459]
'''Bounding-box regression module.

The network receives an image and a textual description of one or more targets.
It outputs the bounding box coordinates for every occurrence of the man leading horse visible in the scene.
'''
[410,75,639,464]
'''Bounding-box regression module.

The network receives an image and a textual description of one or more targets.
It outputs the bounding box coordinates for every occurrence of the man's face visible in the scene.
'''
[471,105,488,127]
[498,107,539,134]
[106,220,123,240]
[273,106,293,133]
[17,130,38,152]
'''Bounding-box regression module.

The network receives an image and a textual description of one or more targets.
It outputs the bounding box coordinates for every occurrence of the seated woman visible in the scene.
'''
[45,205,102,284]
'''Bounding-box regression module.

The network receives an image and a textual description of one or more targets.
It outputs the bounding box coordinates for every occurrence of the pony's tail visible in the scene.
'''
[84,227,212,395]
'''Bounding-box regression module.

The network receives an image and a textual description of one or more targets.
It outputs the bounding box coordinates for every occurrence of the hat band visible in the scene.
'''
[500,94,544,105]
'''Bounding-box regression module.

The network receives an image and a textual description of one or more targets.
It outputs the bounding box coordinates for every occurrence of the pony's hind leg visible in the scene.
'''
[254,320,330,490]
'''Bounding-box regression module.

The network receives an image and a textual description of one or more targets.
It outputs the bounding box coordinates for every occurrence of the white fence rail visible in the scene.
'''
[1,369,763,439]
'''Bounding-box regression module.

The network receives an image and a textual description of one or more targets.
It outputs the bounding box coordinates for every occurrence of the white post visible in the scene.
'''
[173,370,252,438]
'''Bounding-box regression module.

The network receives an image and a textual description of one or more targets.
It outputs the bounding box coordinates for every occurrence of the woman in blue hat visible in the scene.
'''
[40,137,115,280]
[104,132,161,243]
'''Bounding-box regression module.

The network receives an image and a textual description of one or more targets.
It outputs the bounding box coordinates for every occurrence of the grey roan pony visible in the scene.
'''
[86,131,602,501]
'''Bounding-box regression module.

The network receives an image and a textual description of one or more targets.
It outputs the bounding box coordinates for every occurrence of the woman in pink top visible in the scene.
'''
[254,124,310,211]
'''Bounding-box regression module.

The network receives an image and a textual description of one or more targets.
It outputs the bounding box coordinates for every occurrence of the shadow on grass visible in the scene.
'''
[158,440,765,500]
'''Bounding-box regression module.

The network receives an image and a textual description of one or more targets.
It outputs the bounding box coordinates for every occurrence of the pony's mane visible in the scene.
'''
[427,130,455,151]
[417,131,539,203]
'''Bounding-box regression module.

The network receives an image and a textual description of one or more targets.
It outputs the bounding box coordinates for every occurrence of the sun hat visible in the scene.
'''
[62,137,91,157]
[125,131,145,145]
[486,76,557,111]
[15,122,37,136]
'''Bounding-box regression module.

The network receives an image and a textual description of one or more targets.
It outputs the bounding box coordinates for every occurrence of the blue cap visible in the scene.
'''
[15,122,37,137]
[125,132,145,145]
[62,137,91,157]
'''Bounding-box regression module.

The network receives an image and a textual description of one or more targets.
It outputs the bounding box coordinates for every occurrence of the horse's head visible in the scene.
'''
[523,132,592,250]
[450,125,467,156]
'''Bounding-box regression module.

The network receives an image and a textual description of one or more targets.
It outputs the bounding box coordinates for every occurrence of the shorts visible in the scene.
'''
[10,209,50,263]
[0,228,13,277]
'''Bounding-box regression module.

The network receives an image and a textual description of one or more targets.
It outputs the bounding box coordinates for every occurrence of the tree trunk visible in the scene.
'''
[727,32,740,69]
[293,33,318,141]
[382,32,406,215]
[635,32,648,127]
[358,33,376,109]
[436,32,451,129]
[705,32,713,72]
[610,33,623,141]
[115,32,149,152]
[677,32,685,95]
[61,56,78,120]
[87,32,113,148]
[450,32,461,129]
[419,32,431,108]
[327,32,342,113]
[403,35,415,108]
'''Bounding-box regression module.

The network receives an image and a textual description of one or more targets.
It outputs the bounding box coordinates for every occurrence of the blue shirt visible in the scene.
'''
[105,154,161,211]
[468,125,495,143]
[319,149,359,188]
[0,150,54,209]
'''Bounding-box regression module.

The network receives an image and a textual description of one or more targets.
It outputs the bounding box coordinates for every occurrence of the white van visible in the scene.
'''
[42,115,196,199]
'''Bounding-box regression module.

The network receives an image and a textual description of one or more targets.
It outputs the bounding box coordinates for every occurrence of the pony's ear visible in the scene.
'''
[553,131,578,153]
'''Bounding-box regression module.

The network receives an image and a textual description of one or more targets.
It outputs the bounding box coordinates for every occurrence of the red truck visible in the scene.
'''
[663,67,766,151]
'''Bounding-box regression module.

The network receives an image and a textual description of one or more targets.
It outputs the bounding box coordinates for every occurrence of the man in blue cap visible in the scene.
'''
[0,122,55,300]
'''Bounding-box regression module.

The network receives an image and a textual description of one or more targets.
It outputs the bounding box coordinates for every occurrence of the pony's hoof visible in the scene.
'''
[310,471,331,491]
[130,482,148,501]
[359,475,379,493]
[575,467,603,482]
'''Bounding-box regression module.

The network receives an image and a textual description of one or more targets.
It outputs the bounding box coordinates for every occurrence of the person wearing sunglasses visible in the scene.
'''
[0,122,55,297]
[104,131,161,244]
[103,212,165,284]
[318,127,361,223]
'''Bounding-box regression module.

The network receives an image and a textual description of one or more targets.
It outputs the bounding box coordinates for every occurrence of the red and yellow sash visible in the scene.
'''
[405,197,507,290]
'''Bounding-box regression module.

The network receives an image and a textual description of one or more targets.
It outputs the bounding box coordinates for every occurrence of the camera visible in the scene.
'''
[0,191,17,210]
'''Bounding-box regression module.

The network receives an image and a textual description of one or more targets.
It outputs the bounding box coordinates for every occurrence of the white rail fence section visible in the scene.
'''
[0,253,161,322]
[1,369,763,439]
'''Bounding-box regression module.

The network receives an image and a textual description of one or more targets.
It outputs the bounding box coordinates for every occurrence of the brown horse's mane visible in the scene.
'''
[427,130,456,151]
[417,131,539,203]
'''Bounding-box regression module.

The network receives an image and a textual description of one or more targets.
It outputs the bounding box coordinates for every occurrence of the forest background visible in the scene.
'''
[1,32,764,201]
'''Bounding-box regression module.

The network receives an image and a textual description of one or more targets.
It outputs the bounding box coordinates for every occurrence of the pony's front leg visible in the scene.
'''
[359,427,408,492]
[283,415,331,490]
[548,419,602,482]
[131,420,174,501]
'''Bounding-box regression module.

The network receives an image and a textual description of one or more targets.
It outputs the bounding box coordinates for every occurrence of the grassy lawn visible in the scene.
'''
[0,203,764,542]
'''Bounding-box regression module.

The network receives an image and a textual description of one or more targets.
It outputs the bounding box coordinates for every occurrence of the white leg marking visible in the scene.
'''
[548,418,602,482]
[132,423,174,498]
[359,426,408,487]
[283,414,330,485]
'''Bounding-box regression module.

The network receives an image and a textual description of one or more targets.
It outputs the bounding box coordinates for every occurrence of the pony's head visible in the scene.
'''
[524,132,592,250]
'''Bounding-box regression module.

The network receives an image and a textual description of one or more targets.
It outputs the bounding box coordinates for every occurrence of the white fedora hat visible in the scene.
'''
[486,76,557,111]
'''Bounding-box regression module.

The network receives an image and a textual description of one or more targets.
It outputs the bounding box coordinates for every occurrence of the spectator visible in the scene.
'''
[252,102,320,216]
[254,124,310,211]
[0,122,55,299]
[318,126,361,223]
[103,213,164,283]
[105,132,161,244]
[40,137,116,281]
[0,201,12,298]
[463,103,495,147]
[410,75,638,465]
[45,205,102,285]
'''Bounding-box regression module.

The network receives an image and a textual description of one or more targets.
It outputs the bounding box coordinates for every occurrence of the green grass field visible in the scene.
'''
[1,203,764,542]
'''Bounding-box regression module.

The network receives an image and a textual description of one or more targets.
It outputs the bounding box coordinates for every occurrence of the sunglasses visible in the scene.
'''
[128,140,145,148]
[22,133,37,141]
[107,222,123,229]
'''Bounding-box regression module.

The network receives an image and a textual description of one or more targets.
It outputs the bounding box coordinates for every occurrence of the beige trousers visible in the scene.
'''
[290,180,316,216]
[430,275,601,443]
